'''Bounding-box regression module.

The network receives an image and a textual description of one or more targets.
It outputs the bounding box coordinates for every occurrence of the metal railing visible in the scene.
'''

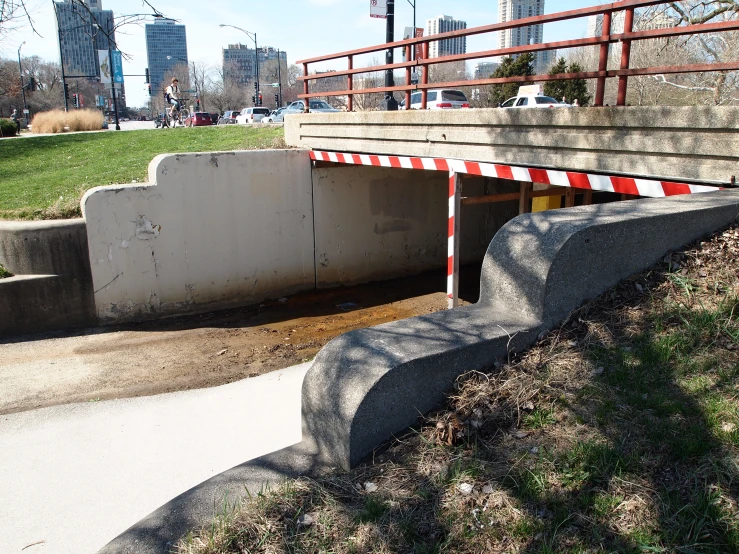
[297,0,739,111]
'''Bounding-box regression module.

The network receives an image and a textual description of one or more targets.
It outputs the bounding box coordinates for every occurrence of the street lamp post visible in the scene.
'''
[17,42,28,119]
[407,0,416,60]
[219,24,259,105]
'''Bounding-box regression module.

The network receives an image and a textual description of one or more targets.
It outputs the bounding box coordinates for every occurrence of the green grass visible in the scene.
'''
[0,126,284,220]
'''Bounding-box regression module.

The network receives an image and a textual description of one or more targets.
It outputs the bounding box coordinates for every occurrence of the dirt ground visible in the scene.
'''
[0,268,479,415]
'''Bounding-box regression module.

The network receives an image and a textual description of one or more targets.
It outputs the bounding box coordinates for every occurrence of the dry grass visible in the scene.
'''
[30,109,104,134]
[177,224,739,554]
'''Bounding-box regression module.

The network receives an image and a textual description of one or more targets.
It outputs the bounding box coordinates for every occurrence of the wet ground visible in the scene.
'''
[0,266,481,415]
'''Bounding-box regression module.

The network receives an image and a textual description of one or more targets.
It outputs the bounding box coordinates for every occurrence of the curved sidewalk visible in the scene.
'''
[0,362,309,554]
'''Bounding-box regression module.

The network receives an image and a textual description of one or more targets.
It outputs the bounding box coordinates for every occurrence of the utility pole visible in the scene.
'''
[384,0,398,110]
[17,43,28,119]
[277,49,283,107]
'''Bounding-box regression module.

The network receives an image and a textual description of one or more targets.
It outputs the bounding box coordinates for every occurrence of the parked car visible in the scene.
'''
[217,111,240,125]
[236,107,271,124]
[261,107,287,123]
[184,112,213,127]
[499,85,570,109]
[282,100,341,115]
[400,89,470,110]
[208,112,219,125]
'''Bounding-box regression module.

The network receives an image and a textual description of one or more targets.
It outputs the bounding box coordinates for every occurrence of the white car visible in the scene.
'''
[236,107,271,124]
[401,89,471,109]
[500,85,570,109]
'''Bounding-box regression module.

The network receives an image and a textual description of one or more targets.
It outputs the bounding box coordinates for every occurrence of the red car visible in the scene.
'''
[184,112,213,127]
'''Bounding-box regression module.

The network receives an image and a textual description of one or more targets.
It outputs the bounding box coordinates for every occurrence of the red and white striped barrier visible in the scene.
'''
[310,150,723,198]
[310,149,723,308]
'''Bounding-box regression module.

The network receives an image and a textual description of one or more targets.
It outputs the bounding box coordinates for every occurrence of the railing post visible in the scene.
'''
[617,4,635,106]
[303,63,309,113]
[421,42,429,109]
[405,45,412,109]
[595,10,612,106]
[348,55,353,112]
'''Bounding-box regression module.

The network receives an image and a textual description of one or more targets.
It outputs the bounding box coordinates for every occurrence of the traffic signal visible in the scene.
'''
[196,98,200,109]
[252,94,256,104]
[258,94,262,106]
[145,68,150,84]
[72,93,78,108]
[253,81,258,92]
[64,83,70,100]
[274,94,279,105]
[148,85,152,96]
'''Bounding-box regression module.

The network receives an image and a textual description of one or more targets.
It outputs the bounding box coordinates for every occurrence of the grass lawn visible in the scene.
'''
[176,224,739,554]
[0,126,284,220]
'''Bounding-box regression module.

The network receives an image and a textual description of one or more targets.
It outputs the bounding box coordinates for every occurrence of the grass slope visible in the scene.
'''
[0,126,284,220]
[177,224,739,554]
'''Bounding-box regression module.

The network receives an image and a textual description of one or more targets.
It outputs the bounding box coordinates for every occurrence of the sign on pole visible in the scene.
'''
[370,0,387,19]
[98,50,111,84]
[111,50,124,84]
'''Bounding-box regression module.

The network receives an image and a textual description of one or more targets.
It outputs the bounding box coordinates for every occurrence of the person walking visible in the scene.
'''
[11,109,20,135]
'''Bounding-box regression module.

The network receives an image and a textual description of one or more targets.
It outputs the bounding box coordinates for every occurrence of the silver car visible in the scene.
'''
[261,107,287,123]
[283,100,341,115]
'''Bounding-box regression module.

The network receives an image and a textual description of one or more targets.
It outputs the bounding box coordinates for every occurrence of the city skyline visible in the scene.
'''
[425,14,467,58]
[497,0,554,74]
[6,0,602,108]
[145,18,188,95]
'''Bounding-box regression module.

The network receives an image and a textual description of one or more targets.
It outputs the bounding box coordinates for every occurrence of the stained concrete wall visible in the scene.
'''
[312,166,517,287]
[0,220,96,336]
[285,107,739,184]
[82,150,316,323]
[83,150,519,324]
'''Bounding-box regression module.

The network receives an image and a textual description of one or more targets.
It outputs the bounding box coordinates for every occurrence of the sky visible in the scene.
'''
[3,0,604,108]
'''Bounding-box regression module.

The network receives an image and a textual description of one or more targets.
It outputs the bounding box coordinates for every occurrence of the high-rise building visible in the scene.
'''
[425,15,467,58]
[222,44,287,87]
[145,18,188,95]
[54,0,115,78]
[474,61,500,79]
[497,0,554,74]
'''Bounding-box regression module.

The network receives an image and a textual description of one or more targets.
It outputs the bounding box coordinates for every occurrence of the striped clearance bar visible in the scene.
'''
[309,149,724,308]
[309,150,724,198]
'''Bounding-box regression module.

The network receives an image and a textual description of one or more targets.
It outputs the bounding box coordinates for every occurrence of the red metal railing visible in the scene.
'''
[296,0,739,111]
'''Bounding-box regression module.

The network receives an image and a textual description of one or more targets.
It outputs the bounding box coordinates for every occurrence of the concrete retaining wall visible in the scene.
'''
[0,220,96,336]
[83,150,518,324]
[285,107,739,184]
[82,150,316,323]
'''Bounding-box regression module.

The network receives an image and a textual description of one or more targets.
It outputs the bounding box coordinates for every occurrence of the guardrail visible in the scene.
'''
[296,0,739,111]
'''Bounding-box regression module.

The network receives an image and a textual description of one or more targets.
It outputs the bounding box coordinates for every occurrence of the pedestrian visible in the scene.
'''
[562,96,567,104]
[11,109,20,135]
[573,98,580,107]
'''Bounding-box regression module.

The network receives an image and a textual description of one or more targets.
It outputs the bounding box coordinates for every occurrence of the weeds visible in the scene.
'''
[30,109,104,134]
[176,224,739,554]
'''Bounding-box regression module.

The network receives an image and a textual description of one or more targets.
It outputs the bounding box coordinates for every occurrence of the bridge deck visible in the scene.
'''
[284,106,739,186]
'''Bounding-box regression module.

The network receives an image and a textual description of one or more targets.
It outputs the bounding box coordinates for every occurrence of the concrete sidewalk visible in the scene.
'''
[0,362,309,554]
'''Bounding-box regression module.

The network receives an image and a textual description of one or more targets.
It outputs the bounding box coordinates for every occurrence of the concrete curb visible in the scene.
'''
[100,190,739,553]
[0,219,96,337]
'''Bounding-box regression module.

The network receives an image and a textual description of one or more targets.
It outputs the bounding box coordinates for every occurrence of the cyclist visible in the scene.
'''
[165,77,182,119]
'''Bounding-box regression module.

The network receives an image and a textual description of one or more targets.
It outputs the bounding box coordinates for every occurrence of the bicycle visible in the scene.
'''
[164,98,190,128]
